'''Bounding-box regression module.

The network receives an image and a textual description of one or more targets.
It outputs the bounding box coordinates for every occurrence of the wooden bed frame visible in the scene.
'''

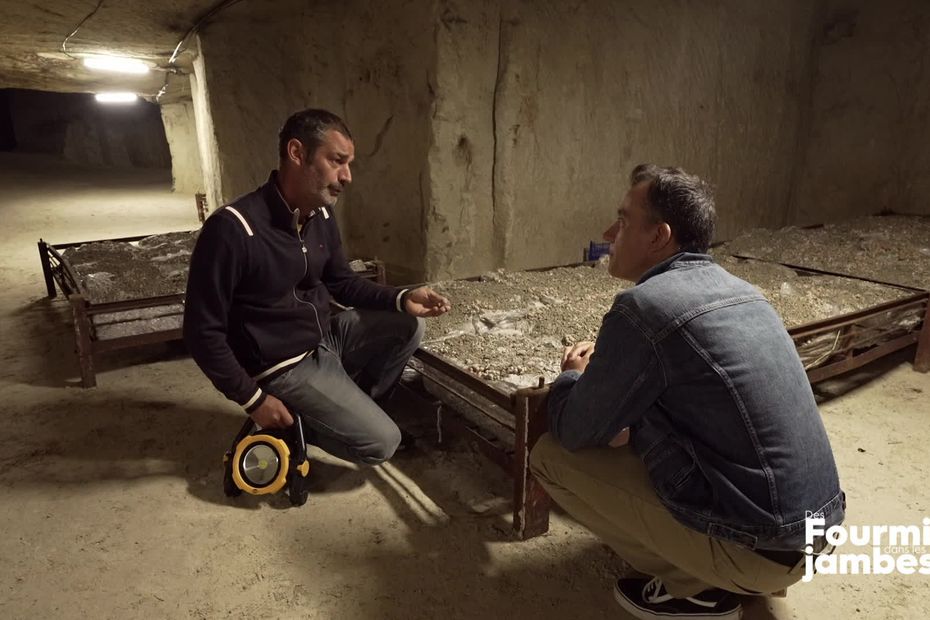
[38,234,385,388]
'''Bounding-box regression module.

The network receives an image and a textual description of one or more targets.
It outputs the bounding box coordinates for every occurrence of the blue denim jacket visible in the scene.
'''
[548,253,845,550]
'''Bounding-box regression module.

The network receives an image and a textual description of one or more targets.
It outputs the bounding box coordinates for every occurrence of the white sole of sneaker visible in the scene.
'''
[612,586,743,620]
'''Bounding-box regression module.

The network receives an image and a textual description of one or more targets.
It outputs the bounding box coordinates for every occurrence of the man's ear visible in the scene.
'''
[652,222,675,251]
[286,139,306,166]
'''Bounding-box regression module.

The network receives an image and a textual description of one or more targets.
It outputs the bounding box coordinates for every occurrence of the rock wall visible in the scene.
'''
[791,0,930,223]
[425,0,499,279]
[190,0,929,282]
[189,43,224,215]
[194,0,436,282]
[427,0,818,277]
[8,89,170,168]
[160,100,204,196]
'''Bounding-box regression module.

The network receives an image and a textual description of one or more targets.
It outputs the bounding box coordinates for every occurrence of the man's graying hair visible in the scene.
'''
[630,164,716,254]
[278,108,353,160]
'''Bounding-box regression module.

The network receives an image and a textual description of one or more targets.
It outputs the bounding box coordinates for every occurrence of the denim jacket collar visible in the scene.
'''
[636,252,714,285]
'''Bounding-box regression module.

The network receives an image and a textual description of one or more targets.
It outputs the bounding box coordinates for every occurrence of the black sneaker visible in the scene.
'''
[613,577,742,619]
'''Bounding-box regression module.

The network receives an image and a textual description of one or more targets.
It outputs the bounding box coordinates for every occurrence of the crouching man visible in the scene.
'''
[185,108,450,465]
[530,164,844,619]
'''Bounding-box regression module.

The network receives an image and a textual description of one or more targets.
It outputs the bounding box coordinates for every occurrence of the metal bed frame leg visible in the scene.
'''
[195,193,209,223]
[915,302,930,373]
[38,240,56,298]
[513,388,551,539]
[70,295,97,388]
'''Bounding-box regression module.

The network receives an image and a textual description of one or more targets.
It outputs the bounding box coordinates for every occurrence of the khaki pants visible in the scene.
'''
[529,434,805,598]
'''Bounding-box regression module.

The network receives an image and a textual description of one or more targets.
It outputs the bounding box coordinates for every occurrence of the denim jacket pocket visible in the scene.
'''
[644,439,697,496]
[644,436,720,526]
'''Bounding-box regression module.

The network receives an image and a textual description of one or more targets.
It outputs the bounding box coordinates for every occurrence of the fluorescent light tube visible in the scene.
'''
[83,55,150,75]
[94,92,138,104]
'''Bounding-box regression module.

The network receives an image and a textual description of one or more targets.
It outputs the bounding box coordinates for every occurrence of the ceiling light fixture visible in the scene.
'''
[94,92,138,104]
[83,55,150,74]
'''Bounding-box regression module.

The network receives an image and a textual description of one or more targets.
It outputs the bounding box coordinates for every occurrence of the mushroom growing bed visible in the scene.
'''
[61,230,200,304]
[715,215,930,290]
[58,231,200,340]
[423,255,915,391]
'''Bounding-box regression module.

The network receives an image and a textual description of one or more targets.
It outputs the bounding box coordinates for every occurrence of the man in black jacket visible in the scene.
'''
[184,108,450,465]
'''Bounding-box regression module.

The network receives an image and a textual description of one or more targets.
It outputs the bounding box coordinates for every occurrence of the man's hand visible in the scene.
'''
[561,341,595,372]
[250,394,294,429]
[609,427,630,447]
[404,286,452,317]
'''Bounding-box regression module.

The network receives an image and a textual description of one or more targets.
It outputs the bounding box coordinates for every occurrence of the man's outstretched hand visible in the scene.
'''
[250,393,294,429]
[404,286,452,317]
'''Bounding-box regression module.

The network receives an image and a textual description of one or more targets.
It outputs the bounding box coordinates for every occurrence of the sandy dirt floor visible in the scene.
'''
[1,152,928,619]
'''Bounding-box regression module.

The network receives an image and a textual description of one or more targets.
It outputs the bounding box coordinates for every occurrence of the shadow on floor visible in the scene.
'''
[362,378,817,619]
[0,376,810,618]
[812,343,920,404]
[0,390,366,508]
[13,296,193,389]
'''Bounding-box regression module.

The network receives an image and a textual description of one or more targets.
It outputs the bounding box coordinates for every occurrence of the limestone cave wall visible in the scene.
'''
[426,0,818,277]
[193,0,436,283]
[791,0,930,224]
[188,0,930,282]
[160,100,205,196]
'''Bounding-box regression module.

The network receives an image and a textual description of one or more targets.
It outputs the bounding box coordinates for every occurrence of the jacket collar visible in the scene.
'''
[261,171,333,231]
[637,252,713,285]
[261,171,301,230]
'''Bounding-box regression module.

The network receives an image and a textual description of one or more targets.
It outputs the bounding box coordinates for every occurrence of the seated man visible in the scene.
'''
[184,108,450,465]
[530,164,844,619]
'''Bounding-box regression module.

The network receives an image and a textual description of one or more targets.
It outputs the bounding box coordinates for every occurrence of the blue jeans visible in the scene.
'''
[261,309,424,465]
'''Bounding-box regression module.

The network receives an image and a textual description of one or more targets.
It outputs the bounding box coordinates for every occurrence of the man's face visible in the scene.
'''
[603,182,660,281]
[298,129,355,210]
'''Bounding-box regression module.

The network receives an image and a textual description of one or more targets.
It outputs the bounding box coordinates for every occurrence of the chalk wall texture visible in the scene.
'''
[191,0,928,281]
[160,100,205,195]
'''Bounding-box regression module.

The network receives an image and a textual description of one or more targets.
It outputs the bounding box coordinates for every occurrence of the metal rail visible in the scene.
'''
[730,254,927,293]
[730,254,929,378]
[408,353,552,540]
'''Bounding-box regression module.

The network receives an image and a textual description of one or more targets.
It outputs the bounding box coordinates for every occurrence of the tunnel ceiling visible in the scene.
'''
[0,1,224,103]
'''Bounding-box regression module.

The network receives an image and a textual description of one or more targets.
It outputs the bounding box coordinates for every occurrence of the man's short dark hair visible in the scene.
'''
[278,108,353,160]
[630,163,716,254]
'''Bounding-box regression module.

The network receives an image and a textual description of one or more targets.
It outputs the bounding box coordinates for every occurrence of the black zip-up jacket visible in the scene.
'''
[183,173,407,412]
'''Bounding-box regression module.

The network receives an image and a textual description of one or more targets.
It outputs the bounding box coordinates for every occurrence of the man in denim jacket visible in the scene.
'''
[530,164,844,620]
